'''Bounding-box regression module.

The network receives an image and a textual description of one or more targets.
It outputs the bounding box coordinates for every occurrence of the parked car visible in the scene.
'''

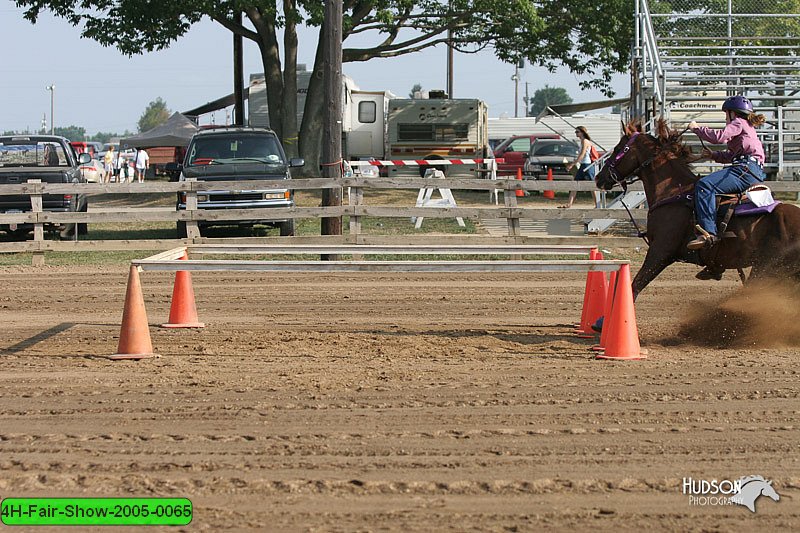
[169,127,304,237]
[78,158,106,183]
[0,135,90,238]
[70,141,103,159]
[492,134,561,176]
[523,138,579,180]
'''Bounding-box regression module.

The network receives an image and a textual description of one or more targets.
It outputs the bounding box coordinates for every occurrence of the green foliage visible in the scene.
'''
[529,85,573,117]
[137,97,170,133]
[15,0,634,95]
[91,131,120,143]
[53,125,86,141]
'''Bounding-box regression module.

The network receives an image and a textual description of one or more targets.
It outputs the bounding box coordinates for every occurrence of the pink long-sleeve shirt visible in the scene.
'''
[692,117,764,164]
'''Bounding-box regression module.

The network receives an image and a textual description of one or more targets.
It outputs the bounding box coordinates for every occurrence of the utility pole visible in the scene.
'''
[524,82,530,117]
[511,67,519,118]
[446,0,453,97]
[321,0,343,245]
[233,12,244,125]
[46,84,55,134]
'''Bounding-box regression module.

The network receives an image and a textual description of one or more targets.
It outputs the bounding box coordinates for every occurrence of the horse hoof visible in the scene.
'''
[696,268,723,281]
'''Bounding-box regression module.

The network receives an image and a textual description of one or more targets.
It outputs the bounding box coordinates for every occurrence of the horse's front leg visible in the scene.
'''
[592,244,677,332]
[631,246,677,301]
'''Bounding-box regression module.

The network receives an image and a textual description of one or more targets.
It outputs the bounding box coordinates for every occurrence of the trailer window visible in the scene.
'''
[358,101,377,123]
[397,123,469,142]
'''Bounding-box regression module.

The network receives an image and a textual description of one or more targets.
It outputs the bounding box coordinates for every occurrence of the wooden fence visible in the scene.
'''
[1,176,799,264]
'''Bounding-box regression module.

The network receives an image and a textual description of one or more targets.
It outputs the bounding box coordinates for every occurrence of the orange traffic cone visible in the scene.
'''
[161,253,205,328]
[574,249,598,330]
[576,251,608,338]
[110,265,154,360]
[543,167,555,199]
[592,270,617,352]
[596,264,646,360]
[515,167,525,197]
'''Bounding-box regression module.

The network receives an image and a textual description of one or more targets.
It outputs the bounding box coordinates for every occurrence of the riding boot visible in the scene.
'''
[687,233,719,251]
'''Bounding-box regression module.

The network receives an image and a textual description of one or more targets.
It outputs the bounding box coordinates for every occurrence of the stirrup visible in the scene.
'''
[688,225,718,250]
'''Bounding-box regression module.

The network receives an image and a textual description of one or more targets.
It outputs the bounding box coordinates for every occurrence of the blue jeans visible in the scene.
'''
[694,160,765,235]
[575,163,596,181]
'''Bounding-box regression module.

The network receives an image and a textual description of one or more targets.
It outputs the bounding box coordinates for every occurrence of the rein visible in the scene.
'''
[602,127,694,246]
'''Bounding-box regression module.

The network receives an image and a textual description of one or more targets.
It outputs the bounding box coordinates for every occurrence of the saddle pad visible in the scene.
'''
[734,200,781,216]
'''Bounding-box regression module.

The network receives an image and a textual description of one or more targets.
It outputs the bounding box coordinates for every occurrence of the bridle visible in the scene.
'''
[601,127,693,192]
[601,132,656,192]
[599,128,692,246]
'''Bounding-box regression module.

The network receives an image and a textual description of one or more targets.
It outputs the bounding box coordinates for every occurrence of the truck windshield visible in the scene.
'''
[0,142,67,167]
[187,136,285,166]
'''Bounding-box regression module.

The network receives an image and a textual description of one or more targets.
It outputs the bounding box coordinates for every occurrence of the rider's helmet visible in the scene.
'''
[722,95,754,115]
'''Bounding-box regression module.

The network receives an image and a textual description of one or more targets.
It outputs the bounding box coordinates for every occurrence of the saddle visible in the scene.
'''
[715,184,780,238]
[693,185,779,282]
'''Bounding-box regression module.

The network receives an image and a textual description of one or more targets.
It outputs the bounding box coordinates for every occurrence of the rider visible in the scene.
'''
[687,95,766,250]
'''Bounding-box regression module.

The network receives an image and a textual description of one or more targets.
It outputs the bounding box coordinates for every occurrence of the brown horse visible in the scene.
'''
[595,120,800,300]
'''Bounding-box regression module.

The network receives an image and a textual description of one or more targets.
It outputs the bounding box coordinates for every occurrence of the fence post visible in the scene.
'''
[348,184,363,241]
[185,178,201,239]
[503,178,521,238]
[28,179,45,266]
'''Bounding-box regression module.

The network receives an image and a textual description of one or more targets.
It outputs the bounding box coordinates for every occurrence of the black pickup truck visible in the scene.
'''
[0,135,91,239]
[170,127,304,237]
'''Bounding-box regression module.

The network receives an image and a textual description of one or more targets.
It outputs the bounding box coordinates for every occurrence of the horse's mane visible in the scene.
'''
[624,118,694,163]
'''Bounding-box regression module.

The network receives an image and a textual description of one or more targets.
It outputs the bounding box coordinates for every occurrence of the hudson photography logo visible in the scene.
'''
[682,475,780,513]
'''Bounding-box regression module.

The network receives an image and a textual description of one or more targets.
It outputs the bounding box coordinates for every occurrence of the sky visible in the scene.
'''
[1,1,629,136]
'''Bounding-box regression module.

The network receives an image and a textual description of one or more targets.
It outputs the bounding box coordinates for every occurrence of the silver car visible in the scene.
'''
[523,139,579,180]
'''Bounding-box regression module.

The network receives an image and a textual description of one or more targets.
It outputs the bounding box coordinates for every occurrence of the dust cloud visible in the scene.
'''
[675,280,800,348]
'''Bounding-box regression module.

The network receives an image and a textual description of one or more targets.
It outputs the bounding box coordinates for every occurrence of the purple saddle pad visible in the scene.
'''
[734,200,781,216]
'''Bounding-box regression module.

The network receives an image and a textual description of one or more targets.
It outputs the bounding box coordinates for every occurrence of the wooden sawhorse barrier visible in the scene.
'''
[111,244,643,361]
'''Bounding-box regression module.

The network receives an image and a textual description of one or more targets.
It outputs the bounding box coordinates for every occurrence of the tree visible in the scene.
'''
[138,97,171,133]
[409,83,423,98]
[15,1,634,174]
[529,85,573,117]
[54,125,87,141]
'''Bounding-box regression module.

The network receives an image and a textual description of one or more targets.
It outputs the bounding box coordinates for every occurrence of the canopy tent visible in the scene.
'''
[120,112,199,149]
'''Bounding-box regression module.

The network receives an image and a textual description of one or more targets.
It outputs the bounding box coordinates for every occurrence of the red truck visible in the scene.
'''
[492,134,560,176]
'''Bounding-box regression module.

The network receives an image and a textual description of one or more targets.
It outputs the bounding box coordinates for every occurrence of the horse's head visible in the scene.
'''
[594,121,650,191]
[761,480,781,502]
[595,119,695,192]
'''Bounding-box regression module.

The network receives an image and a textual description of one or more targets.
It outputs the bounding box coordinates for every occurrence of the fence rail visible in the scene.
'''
[1,177,799,262]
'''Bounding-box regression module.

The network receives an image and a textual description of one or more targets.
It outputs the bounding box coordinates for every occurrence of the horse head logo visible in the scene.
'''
[730,475,780,513]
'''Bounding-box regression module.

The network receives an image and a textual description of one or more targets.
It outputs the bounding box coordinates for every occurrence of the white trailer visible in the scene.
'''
[386,98,490,176]
[343,89,395,161]
[248,67,394,164]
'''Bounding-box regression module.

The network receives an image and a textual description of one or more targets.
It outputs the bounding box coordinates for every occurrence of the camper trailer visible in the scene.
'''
[247,67,393,163]
[386,97,489,176]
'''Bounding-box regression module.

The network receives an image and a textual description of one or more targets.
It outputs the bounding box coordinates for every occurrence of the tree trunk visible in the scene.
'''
[299,28,326,177]
[248,9,284,141]
[281,0,299,158]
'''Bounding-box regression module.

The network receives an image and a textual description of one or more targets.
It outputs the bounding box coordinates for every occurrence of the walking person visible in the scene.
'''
[116,151,129,183]
[103,145,115,183]
[687,95,766,250]
[134,148,149,183]
[561,126,600,208]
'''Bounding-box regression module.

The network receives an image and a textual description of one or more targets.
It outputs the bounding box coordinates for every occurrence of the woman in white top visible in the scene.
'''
[561,126,599,208]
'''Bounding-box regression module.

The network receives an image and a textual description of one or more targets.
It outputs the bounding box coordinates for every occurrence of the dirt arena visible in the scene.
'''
[0,261,798,531]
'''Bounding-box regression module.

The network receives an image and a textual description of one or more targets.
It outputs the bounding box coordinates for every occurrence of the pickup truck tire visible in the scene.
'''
[279,219,295,237]
[78,202,88,235]
[60,225,76,240]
